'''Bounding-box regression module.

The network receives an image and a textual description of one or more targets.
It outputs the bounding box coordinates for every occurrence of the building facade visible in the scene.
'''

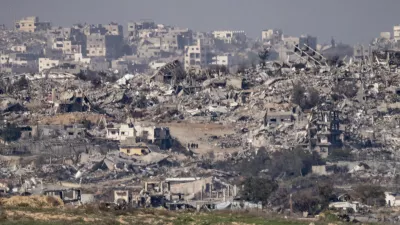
[262,29,283,43]
[212,30,246,44]
[15,16,50,32]
[184,39,211,70]
[38,58,60,72]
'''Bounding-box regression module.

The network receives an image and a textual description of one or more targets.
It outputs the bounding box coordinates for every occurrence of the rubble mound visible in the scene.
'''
[0,195,64,208]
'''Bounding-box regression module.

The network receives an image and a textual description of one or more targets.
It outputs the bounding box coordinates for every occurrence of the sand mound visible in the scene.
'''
[0,195,64,208]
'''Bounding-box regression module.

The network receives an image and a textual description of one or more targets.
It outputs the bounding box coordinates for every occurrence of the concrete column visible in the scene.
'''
[144,182,148,192]
[223,189,226,201]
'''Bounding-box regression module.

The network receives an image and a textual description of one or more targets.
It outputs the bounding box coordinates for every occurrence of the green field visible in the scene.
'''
[0,207,315,225]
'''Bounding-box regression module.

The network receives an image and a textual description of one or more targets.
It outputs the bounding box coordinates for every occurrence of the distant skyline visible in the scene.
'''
[1,0,400,44]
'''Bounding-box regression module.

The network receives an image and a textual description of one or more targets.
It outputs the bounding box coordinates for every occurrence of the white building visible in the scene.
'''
[184,39,210,70]
[262,29,283,42]
[10,45,27,53]
[212,30,246,44]
[394,25,400,42]
[106,124,136,141]
[385,192,400,207]
[38,58,59,72]
[211,54,236,67]
[380,32,391,40]
[283,36,299,48]
[149,61,167,70]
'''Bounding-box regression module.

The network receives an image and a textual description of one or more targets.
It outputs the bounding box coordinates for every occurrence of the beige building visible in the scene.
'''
[104,22,123,36]
[38,58,60,72]
[212,30,246,44]
[86,33,123,59]
[15,16,50,32]
[184,39,210,70]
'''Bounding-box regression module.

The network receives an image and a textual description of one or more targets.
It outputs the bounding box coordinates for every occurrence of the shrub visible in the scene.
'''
[240,177,278,205]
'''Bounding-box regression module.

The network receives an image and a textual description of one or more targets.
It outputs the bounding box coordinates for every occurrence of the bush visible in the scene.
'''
[292,181,334,214]
[91,77,102,88]
[14,77,29,91]
[0,123,21,142]
[267,148,323,179]
[240,177,278,205]
[353,185,386,207]
[291,83,320,110]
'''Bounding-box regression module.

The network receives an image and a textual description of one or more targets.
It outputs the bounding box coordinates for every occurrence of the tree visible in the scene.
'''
[292,181,334,214]
[91,77,102,88]
[291,83,320,110]
[14,77,29,91]
[258,48,270,68]
[0,123,21,142]
[267,148,323,179]
[240,177,278,205]
[353,185,385,207]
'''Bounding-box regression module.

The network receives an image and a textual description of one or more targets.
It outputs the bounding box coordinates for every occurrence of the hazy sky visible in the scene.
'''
[1,0,400,44]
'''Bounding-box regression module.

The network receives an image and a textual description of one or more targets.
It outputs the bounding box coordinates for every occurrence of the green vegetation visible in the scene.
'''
[0,123,22,142]
[0,206,311,225]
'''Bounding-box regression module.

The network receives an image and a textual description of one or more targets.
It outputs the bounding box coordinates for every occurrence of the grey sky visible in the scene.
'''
[1,0,399,44]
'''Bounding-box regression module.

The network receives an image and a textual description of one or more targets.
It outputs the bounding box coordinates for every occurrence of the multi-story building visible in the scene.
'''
[262,29,283,43]
[104,22,123,36]
[38,58,60,72]
[210,54,236,67]
[212,30,246,44]
[299,35,317,50]
[15,16,51,32]
[283,36,300,48]
[127,21,156,37]
[394,25,400,42]
[1,53,38,66]
[184,39,211,70]
[353,44,372,62]
[86,33,123,59]
[47,27,87,57]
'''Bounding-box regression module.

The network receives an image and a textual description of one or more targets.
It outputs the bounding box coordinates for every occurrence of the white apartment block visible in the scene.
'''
[212,30,246,44]
[262,29,283,42]
[211,55,235,67]
[184,39,210,70]
[394,25,400,42]
[39,58,59,72]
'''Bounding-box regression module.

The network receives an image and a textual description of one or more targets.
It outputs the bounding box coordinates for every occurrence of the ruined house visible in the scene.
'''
[106,124,136,141]
[55,90,91,113]
[263,104,302,128]
[120,139,150,156]
[308,110,343,157]
[152,60,186,85]
[135,124,172,150]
